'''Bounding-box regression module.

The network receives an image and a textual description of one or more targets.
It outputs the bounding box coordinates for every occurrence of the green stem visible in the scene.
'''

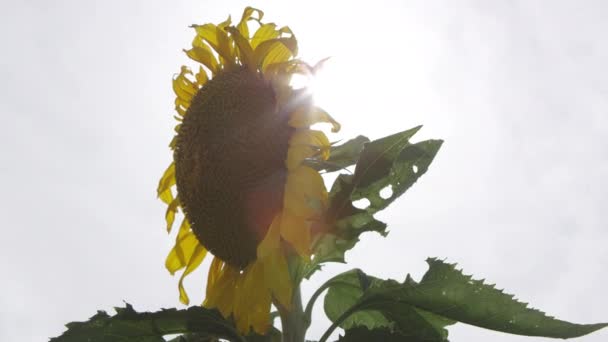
[318,306,358,342]
[278,285,307,342]
[303,277,336,328]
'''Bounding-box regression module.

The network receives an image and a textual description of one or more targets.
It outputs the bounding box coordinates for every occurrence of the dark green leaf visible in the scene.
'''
[51,303,244,342]
[324,259,608,341]
[303,127,442,279]
[305,135,370,172]
[337,326,420,342]
[324,270,392,330]
[244,327,282,342]
[365,258,608,339]
[323,270,451,341]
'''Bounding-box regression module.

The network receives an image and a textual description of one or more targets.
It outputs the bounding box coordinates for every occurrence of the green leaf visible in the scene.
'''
[369,258,608,338]
[244,327,282,342]
[323,259,608,341]
[337,326,419,342]
[323,270,453,342]
[51,303,244,342]
[306,135,370,172]
[324,270,392,330]
[304,127,443,279]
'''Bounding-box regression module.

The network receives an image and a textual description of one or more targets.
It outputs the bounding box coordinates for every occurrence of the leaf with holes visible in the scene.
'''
[303,127,442,279]
[51,303,244,342]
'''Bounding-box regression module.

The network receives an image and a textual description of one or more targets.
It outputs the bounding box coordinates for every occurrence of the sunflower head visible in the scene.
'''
[157,7,339,334]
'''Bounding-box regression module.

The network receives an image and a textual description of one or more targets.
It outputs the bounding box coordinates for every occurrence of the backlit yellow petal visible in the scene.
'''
[184,45,219,75]
[251,23,280,49]
[207,265,239,317]
[234,261,270,334]
[172,66,196,104]
[289,106,341,133]
[286,129,331,169]
[165,229,199,275]
[192,23,235,68]
[177,244,208,305]
[280,210,311,257]
[237,7,263,39]
[226,27,255,68]
[284,166,328,218]
[256,215,292,308]
[165,198,180,232]
[157,162,175,204]
[254,36,298,74]
[195,66,208,86]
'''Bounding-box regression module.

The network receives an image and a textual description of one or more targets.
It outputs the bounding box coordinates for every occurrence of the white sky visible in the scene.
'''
[1,1,607,341]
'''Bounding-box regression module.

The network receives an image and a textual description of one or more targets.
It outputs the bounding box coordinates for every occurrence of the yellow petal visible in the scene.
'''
[289,106,341,133]
[283,167,328,218]
[165,228,198,275]
[184,45,219,75]
[157,162,175,204]
[195,66,208,86]
[237,7,264,39]
[257,215,292,308]
[192,23,235,68]
[234,261,270,334]
[204,257,224,306]
[177,244,208,305]
[172,66,198,103]
[208,265,240,317]
[280,210,311,257]
[251,23,280,49]
[286,129,331,169]
[254,36,298,74]
[165,198,180,233]
[226,27,255,68]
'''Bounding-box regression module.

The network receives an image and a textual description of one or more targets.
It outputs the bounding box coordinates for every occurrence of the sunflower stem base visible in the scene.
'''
[278,285,307,342]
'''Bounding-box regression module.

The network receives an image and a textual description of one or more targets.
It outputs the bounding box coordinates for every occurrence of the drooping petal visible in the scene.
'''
[288,106,341,133]
[157,162,176,204]
[165,226,199,275]
[250,23,280,49]
[177,244,208,305]
[254,35,298,75]
[205,264,240,317]
[192,23,235,68]
[172,67,197,111]
[283,166,328,219]
[280,210,311,257]
[257,215,292,308]
[165,198,180,232]
[233,260,271,334]
[184,43,219,75]
[195,66,208,86]
[237,7,264,39]
[286,129,331,169]
[226,27,255,68]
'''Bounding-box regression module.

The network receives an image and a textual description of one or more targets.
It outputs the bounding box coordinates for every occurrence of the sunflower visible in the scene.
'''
[157,7,340,334]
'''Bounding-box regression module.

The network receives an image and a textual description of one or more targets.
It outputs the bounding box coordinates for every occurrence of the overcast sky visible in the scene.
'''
[1,1,607,341]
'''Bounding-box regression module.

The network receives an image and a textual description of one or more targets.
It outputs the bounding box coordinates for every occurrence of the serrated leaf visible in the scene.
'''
[51,303,244,342]
[365,258,608,339]
[303,127,442,279]
[324,270,392,330]
[324,259,608,341]
[323,270,451,341]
